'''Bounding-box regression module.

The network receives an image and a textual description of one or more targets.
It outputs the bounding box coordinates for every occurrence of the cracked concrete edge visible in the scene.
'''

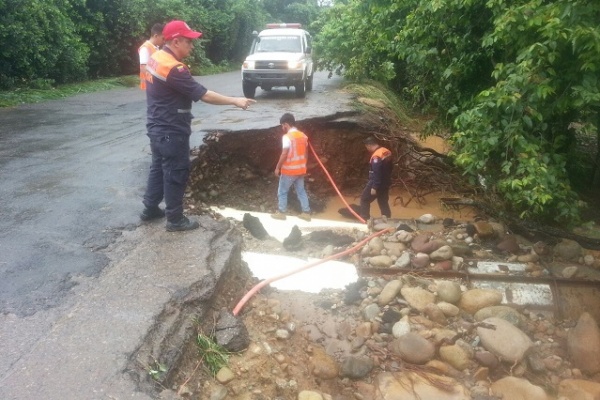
[126,217,244,396]
[0,216,244,400]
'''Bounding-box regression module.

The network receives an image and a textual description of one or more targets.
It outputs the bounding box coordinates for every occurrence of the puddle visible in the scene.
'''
[213,206,364,292]
[319,188,478,222]
[242,252,358,293]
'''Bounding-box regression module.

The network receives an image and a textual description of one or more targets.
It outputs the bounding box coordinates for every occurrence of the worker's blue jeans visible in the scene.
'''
[277,174,310,213]
[143,134,190,223]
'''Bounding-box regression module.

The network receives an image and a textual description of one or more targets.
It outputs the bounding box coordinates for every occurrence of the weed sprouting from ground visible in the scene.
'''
[196,333,230,376]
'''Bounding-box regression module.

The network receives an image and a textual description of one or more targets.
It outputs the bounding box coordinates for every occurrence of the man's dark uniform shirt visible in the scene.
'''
[146,47,207,136]
[369,148,393,190]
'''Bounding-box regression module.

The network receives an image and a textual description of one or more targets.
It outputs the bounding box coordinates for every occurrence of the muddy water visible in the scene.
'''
[314,188,477,223]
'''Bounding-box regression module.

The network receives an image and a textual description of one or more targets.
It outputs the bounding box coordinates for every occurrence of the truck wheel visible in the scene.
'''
[243,82,256,99]
[306,74,314,91]
[295,81,306,98]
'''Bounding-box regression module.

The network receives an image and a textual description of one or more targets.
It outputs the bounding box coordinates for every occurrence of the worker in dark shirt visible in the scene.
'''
[141,20,255,231]
[360,136,393,221]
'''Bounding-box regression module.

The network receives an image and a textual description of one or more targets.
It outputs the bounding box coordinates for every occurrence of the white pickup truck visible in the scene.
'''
[241,23,314,98]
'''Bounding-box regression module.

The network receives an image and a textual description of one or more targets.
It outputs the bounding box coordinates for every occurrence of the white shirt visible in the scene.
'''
[139,42,159,65]
[281,127,298,149]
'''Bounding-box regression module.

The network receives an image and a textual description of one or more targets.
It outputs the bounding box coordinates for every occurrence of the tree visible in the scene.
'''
[0,0,89,88]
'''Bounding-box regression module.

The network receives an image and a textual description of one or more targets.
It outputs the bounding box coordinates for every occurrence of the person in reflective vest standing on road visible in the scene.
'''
[360,136,393,221]
[271,113,312,222]
[138,23,164,90]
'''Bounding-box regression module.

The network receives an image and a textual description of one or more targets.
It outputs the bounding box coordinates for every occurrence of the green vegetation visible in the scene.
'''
[314,0,600,224]
[196,333,230,376]
[0,0,324,90]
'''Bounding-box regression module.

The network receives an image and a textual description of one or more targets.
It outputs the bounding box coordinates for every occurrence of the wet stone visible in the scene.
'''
[377,280,403,306]
[340,355,374,379]
[400,287,436,312]
[436,281,462,304]
[389,332,435,364]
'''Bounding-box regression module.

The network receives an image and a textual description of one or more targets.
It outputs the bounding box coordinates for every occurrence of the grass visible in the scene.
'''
[0,75,139,108]
[196,333,230,376]
[0,63,237,108]
[343,81,418,130]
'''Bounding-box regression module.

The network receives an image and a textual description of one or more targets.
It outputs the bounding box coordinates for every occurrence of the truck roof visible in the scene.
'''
[259,28,309,37]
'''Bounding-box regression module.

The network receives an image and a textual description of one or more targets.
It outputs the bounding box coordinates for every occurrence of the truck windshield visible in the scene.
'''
[254,36,301,53]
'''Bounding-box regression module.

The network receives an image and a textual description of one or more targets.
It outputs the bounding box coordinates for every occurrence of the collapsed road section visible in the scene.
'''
[133,105,600,398]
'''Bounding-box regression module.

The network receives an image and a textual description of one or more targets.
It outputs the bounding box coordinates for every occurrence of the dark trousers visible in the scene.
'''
[143,134,190,222]
[360,182,391,219]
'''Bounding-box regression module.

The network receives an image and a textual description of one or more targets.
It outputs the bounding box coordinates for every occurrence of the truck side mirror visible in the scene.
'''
[305,46,312,54]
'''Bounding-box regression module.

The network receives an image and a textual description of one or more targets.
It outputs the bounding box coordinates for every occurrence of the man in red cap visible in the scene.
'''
[141,20,255,232]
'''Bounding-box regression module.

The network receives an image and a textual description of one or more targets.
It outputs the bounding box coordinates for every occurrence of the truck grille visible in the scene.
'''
[255,61,288,70]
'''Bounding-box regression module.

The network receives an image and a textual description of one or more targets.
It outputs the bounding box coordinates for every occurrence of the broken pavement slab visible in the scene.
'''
[0,216,243,400]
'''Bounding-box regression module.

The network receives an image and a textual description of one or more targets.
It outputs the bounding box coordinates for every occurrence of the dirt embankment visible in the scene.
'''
[186,109,469,218]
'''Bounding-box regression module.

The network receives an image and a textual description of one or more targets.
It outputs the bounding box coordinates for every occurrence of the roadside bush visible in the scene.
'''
[0,0,89,89]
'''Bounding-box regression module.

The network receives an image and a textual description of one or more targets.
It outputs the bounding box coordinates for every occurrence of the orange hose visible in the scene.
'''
[308,142,366,224]
[232,228,391,316]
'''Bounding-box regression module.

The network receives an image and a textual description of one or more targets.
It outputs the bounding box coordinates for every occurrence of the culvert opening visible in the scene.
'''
[187,112,475,221]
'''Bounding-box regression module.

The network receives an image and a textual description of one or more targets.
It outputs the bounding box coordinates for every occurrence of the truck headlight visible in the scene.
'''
[243,61,255,70]
[288,60,302,69]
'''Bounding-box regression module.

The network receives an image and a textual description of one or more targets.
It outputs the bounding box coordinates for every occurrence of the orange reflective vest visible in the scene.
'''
[370,146,391,163]
[145,49,184,83]
[281,129,308,176]
[138,41,158,90]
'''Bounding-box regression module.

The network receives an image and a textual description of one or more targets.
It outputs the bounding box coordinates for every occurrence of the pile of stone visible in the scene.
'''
[358,214,598,279]
[203,214,600,400]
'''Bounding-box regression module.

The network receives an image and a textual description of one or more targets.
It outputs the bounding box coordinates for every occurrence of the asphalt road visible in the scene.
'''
[0,70,346,318]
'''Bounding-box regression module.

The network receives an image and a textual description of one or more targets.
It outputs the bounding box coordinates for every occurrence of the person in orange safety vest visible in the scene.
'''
[360,136,393,221]
[271,113,312,222]
[138,23,164,90]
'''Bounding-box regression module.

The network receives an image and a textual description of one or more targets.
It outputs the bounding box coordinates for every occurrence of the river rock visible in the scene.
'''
[392,316,411,338]
[474,305,526,328]
[459,288,502,315]
[430,245,454,261]
[309,348,339,379]
[340,355,374,379]
[216,367,235,384]
[475,351,499,369]
[554,238,583,261]
[490,376,548,400]
[411,234,444,253]
[439,343,472,371]
[474,221,495,239]
[368,236,385,255]
[396,230,414,243]
[394,252,411,268]
[375,371,470,400]
[436,281,462,304]
[434,260,453,270]
[384,241,406,257]
[423,303,447,325]
[567,312,600,374]
[377,280,403,306]
[298,391,323,400]
[418,214,436,224]
[562,266,578,279]
[437,301,460,317]
[363,304,380,321]
[558,379,600,399]
[411,253,430,268]
[389,332,435,364]
[369,255,394,268]
[477,317,533,363]
[401,287,436,312]
[497,235,520,254]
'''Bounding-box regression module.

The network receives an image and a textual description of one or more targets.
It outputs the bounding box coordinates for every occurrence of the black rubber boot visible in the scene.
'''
[166,216,200,232]
[140,207,165,221]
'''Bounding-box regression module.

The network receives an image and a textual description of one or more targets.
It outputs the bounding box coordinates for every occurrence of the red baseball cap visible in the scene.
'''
[162,20,203,41]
